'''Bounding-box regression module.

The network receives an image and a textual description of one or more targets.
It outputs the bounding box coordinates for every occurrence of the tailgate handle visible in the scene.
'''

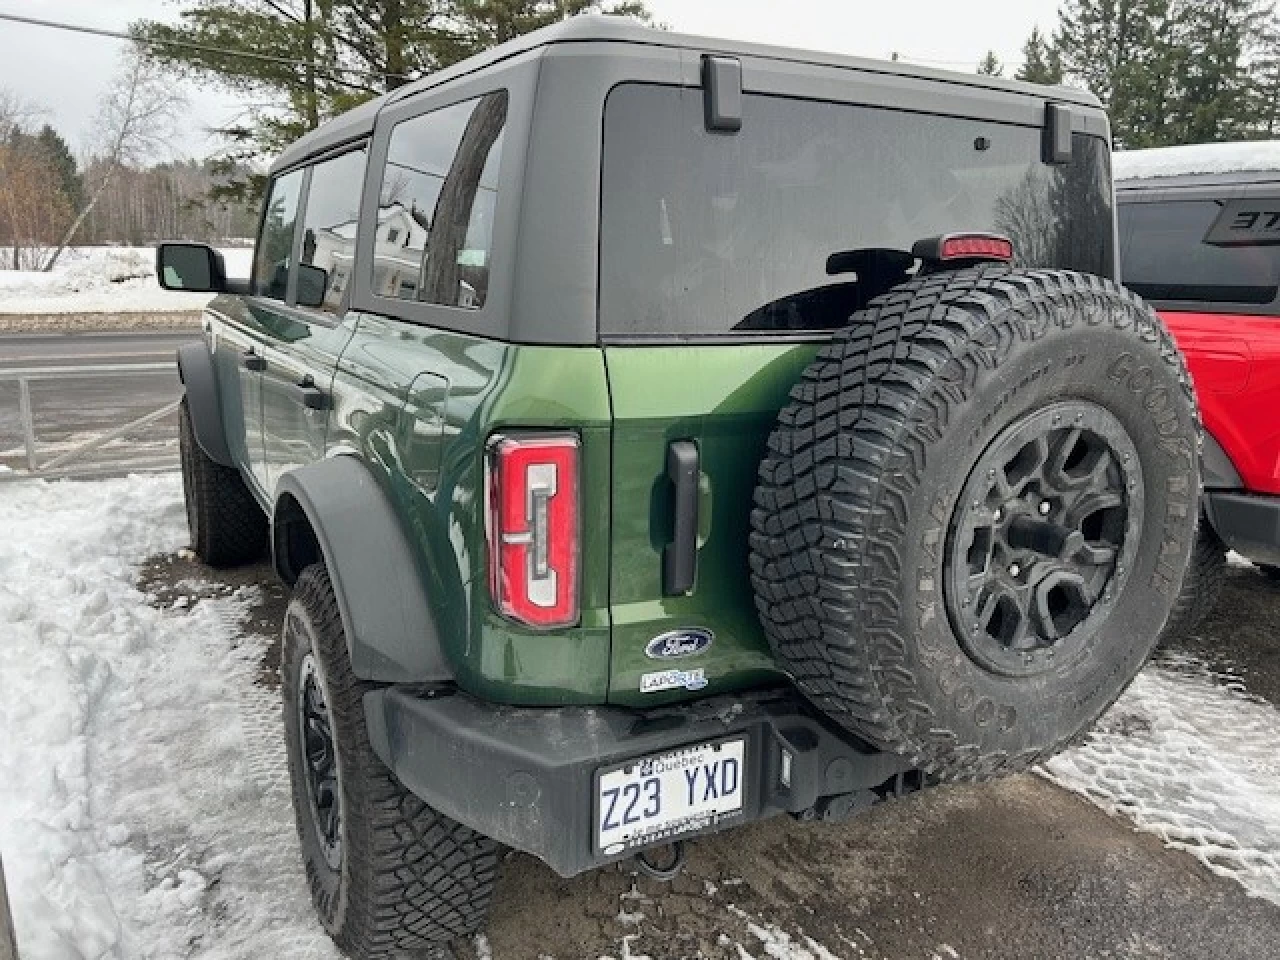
[241,348,265,372]
[663,440,700,595]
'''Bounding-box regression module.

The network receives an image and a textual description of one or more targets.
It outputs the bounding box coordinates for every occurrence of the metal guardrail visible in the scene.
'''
[0,361,180,481]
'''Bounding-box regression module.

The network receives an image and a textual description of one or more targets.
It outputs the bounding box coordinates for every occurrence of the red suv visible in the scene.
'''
[1117,143,1280,634]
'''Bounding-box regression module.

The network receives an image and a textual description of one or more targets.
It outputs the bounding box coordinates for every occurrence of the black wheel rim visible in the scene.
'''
[944,401,1144,678]
[297,653,343,869]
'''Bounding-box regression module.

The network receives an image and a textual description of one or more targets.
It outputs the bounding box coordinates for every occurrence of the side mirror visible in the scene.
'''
[156,243,226,293]
[296,262,329,308]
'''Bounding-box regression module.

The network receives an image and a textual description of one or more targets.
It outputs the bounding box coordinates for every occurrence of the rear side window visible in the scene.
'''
[252,169,304,300]
[1119,199,1280,306]
[298,148,367,315]
[599,84,1114,337]
[373,91,508,310]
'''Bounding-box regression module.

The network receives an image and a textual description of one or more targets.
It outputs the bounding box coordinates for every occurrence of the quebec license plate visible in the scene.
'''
[596,737,746,855]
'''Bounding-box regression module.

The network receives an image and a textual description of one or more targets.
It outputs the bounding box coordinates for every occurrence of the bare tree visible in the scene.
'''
[0,88,43,140]
[43,49,185,271]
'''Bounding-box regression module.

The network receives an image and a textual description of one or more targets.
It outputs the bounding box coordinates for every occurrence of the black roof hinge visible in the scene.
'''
[1044,102,1075,165]
[702,55,742,133]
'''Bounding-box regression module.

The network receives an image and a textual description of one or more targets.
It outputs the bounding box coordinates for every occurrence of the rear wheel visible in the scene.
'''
[282,565,499,956]
[1159,515,1226,644]
[751,268,1201,780]
[178,398,266,566]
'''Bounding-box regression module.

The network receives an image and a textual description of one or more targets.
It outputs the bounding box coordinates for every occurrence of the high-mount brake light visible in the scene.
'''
[913,233,1015,264]
[486,433,580,628]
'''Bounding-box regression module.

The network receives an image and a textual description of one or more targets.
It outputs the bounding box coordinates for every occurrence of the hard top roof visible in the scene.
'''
[270,15,1102,174]
[1115,141,1280,190]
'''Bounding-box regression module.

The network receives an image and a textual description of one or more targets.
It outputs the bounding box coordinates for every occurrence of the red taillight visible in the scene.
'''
[913,233,1015,264]
[486,433,580,628]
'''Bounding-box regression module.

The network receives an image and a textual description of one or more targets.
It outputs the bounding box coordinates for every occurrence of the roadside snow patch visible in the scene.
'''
[1114,141,1280,181]
[0,246,253,314]
[1046,655,1280,904]
[0,475,337,959]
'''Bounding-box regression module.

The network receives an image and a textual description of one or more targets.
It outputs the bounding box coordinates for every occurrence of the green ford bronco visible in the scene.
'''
[158,16,1201,957]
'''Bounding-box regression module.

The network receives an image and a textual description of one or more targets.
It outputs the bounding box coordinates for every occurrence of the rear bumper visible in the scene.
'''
[363,686,919,877]
[1205,490,1280,566]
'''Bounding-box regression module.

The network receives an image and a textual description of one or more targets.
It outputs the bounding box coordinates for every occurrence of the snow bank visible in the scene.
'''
[0,475,337,959]
[0,247,254,314]
[1046,654,1280,905]
[1114,141,1280,181]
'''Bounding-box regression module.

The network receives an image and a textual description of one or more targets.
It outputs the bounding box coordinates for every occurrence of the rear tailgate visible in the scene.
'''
[604,344,815,706]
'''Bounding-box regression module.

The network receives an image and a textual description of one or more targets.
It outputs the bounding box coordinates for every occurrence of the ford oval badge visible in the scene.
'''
[645,628,714,660]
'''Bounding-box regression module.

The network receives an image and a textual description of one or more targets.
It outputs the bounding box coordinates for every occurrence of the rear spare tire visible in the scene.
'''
[750,268,1201,780]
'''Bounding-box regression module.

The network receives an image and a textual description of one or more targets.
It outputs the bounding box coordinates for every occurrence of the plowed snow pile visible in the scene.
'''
[0,475,338,959]
[1045,655,1280,904]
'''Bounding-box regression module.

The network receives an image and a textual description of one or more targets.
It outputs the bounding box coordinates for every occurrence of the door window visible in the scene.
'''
[373,91,508,310]
[298,148,368,314]
[252,168,304,301]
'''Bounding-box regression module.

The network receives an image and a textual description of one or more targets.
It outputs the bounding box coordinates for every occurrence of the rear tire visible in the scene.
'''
[282,564,499,956]
[751,268,1201,781]
[1158,514,1226,644]
[178,398,266,566]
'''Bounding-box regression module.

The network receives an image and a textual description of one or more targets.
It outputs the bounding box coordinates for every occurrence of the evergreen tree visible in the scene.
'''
[1054,0,1181,147]
[977,50,1005,76]
[1015,27,1064,85]
[34,125,83,213]
[1173,0,1272,143]
[134,0,652,186]
[1250,18,1280,136]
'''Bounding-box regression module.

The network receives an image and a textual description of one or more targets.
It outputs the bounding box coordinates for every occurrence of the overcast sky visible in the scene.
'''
[0,0,1063,160]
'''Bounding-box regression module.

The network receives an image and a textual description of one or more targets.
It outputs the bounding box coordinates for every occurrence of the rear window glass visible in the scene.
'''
[599,84,1114,337]
[1118,199,1280,306]
[373,91,507,310]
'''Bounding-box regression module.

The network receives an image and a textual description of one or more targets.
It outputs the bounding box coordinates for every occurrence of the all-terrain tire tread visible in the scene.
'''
[1159,516,1227,644]
[179,399,266,566]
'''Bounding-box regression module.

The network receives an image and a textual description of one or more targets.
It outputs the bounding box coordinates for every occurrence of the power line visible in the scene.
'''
[0,10,412,82]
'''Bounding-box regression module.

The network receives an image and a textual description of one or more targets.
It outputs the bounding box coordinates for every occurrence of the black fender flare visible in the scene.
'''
[1201,431,1242,490]
[175,342,234,466]
[273,456,453,684]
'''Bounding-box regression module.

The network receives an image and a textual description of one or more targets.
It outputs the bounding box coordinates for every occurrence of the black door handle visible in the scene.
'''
[663,440,699,595]
[241,349,265,372]
[288,377,329,411]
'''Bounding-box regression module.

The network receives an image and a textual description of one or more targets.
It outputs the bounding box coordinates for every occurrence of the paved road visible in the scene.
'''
[0,330,197,473]
[0,330,197,367]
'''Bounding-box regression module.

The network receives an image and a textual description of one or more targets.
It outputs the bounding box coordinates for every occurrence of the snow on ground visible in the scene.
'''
[0,475,338,960]
[1114,140,1280,181]
[3,474,1280,958]
[0,247,254,314]
[1045,654,1280,905]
